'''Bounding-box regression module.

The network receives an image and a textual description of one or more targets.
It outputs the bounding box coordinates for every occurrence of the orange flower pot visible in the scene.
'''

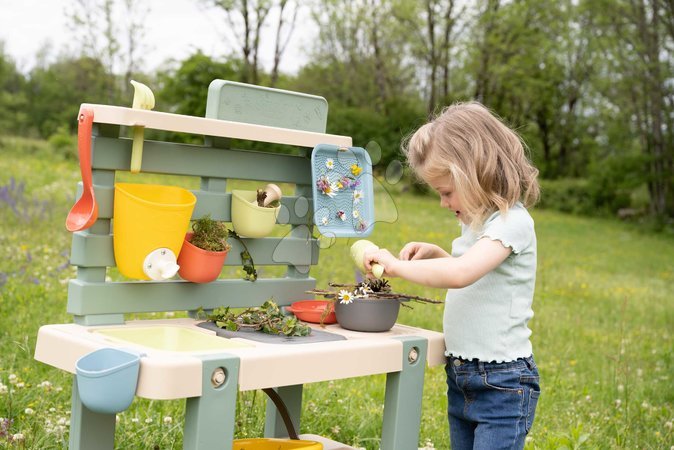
[177,233,228,283]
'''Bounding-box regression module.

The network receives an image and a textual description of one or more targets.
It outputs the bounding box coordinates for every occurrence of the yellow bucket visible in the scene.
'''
[232,438,322,450]
[113,183,196,280]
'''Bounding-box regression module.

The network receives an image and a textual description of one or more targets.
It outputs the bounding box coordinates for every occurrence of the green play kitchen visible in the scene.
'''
[35,80,445,450]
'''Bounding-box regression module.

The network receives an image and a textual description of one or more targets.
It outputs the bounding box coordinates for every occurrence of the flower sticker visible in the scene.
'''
[350,163,362,176]
[321,216,329,226]
[338,290,354,304]
[326,158,334,170]
[352,210,360,219]
[353,189,363,205]
[336,210,346,221]
[356,219,368,232]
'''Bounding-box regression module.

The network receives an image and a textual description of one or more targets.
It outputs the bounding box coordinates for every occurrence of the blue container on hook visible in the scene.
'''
[75,348,142,414]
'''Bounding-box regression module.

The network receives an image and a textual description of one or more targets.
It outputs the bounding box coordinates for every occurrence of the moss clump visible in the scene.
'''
[190,215,231,252]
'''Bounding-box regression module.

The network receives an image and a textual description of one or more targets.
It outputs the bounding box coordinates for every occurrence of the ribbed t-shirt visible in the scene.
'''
[443,202,537,363]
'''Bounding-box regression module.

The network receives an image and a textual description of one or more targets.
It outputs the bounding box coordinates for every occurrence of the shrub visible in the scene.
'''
[538,178,596,215]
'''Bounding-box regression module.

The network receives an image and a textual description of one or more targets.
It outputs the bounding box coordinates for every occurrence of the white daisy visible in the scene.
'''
[353,189,363,204]
[328,181,340,196]
[326,158,334,170]
[338,290,354,304]
[352,209,360,219]
[321,216,329,226]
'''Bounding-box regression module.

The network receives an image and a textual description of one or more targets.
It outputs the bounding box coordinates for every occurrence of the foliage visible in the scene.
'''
[27,56,115,138]
[538,179,596,215]
[47,126,77,161]
[200,300,311,336]
[190,215,231,252]
[156,52,243,118]
[0,45,29,136]
[0,145,673,447]
[226,229,258,282]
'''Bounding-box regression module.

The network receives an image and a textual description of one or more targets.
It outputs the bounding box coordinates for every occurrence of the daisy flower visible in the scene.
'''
[321,216,329,226]
[326,158,334,170]
[353,189,363,204]
[352,209,360,219]
[338,290,354,304]
[351,164,363,176]
[316,175,338,198]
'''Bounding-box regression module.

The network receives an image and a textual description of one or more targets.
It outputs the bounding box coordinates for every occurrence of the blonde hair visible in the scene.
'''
[403,102,540,228]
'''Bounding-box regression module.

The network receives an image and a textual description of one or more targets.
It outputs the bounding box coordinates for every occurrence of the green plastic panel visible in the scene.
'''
[91,137,312,184]
[381,336,429,450]
[67,277,317,315]
[184,354,239,449]
[69,378,116,450]
[70,234,319,268]
[206,80,328,133]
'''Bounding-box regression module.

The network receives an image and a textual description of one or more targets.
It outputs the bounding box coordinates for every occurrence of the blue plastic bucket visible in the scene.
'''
[75,348,142,414]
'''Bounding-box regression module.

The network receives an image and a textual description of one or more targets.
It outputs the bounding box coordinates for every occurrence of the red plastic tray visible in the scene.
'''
[288,300,337,324]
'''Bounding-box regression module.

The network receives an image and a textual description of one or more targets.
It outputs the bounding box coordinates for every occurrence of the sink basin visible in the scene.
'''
[94,326,253,352]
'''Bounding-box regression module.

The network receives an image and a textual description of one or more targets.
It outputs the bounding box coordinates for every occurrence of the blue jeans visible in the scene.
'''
[445,355,541,450]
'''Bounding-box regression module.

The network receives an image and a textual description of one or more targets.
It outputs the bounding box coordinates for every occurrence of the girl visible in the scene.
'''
[363,102,541,450]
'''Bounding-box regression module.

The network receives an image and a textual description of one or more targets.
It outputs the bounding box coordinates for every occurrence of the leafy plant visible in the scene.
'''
[226,229,257,281]
[200,300,311,337]
[190,215,231,252]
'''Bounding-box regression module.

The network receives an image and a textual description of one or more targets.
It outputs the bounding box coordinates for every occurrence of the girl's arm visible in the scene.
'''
[399,242,450,260]
[364,238,512,289]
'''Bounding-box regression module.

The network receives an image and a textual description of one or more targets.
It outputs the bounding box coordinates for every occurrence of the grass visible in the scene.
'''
[0,135,673,449]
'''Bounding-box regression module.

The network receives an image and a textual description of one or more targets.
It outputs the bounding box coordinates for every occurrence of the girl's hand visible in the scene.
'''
[399,242,449,260]
[363,248,399,278]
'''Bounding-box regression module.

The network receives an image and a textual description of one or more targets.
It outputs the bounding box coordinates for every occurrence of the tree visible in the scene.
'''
[206,0,300,85]
[392,0,464,114]
[27,56,112,138]
[0,43,29,135]
[270,0,299,86]
[65,0,151,99]
[590,0,674,218]
[156,52,243,119]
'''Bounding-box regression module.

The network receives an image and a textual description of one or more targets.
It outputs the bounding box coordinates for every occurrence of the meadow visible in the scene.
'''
[0,136,672,449]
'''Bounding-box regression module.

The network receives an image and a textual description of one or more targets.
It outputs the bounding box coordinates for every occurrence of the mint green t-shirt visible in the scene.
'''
[443,202,537,362]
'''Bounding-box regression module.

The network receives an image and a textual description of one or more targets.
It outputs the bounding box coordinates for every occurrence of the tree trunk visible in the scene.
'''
[426,0,437,115]
[370,0,388,113]
[270,0,297,87]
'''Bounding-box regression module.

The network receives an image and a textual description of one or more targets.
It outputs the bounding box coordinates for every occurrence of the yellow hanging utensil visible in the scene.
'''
[129,80,155,173]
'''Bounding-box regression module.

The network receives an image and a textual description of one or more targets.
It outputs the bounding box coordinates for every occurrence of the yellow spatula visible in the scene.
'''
[129,80,155,173]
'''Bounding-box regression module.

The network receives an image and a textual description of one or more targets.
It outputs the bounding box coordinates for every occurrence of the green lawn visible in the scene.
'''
[0,136,672,449]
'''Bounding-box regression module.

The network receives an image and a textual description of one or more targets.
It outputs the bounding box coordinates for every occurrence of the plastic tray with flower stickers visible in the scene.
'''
[311,144,375,237]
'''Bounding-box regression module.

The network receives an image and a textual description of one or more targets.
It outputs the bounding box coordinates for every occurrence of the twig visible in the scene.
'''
[305,288,441,304]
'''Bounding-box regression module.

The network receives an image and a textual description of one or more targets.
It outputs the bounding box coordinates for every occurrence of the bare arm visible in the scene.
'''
[399,241,451,260]
[364,238,512,289]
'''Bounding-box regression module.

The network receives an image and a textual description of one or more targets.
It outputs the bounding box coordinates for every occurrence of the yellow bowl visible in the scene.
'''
[231,190,280,238]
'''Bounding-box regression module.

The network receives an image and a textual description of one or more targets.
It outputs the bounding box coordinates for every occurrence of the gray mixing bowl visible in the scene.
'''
[334,298,401,332]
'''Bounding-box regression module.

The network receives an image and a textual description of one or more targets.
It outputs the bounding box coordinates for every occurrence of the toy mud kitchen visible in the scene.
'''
[35,80,445,450]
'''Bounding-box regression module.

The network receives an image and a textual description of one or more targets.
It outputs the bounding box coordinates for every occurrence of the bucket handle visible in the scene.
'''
[262,388,299,440]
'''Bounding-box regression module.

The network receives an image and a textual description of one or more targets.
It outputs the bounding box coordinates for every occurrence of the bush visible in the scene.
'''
[538,178,596,215]
[47,125,77,161]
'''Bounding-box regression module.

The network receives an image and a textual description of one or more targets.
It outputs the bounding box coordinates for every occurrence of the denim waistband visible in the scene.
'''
[446,354,536,373]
